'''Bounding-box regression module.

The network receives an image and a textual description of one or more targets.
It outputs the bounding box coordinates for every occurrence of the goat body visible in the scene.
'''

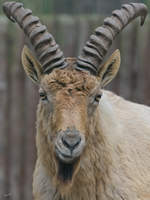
[33,90,150,200]
[2,2,149,200]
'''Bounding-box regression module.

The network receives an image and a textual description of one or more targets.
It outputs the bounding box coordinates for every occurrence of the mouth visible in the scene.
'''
[54,131,85,183]
[55,145,75,163]
[55,154,80,183]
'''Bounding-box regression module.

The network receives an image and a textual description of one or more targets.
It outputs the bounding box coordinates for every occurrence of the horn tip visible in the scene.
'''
[2,1,16,22]
[130,3,148,26]
[140,16,146,26]
[141,4,148,26]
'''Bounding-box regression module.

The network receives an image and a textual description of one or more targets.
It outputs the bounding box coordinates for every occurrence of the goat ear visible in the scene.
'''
[98,49,121,87]
[21,46,43,83]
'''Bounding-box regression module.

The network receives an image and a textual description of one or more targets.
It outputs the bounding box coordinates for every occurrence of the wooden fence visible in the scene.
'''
[0,15,150,200]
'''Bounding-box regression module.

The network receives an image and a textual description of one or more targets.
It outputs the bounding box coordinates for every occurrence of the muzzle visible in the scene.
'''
[55,127,85,163]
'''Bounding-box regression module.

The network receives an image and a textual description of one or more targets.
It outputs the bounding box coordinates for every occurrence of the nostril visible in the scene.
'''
[62,137,81,151]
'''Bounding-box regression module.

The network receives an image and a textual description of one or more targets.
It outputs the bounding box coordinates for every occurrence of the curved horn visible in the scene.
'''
[76,3,148,75]
[3,1,67,74]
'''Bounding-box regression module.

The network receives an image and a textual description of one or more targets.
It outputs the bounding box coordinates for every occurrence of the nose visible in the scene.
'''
[62,129,81,151]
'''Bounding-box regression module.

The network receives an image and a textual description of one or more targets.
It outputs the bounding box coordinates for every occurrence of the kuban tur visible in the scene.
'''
[3,1,150,200]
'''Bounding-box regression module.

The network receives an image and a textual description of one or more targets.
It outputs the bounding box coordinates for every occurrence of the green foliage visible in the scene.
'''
[0,0,149,15]
[142,0,150,11]
[0,0,122,15]
[0,0,53,15]
[19,0,53,14]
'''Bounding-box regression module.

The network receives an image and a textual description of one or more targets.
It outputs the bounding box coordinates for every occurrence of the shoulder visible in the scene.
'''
[102,90,150,128]
[103,90,150,112]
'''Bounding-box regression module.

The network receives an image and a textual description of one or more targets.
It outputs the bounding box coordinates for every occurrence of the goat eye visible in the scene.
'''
[39,92,47,101]
[94,94,102,103]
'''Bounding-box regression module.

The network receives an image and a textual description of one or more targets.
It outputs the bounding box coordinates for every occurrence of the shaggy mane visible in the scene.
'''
[41,68,99,95]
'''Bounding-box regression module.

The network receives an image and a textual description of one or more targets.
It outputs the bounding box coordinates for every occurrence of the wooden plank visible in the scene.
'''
[23,79,38,200]
[3,22,14,199]
[117,22,136,99]
[56,16,78,57]
[127,22,139,102]
[0,18,8,199]
[141,20,150,106]
[8,25,26,200]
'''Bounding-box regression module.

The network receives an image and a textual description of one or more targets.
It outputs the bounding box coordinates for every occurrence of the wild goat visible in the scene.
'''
[3,2,150,200]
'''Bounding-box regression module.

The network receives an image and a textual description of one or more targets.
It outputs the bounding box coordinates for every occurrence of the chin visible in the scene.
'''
[52,128,85,193]
[54,154,80,194]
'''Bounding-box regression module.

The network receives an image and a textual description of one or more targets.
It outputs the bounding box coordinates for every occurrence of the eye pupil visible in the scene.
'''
[39,92,47,100]
[95,94,102,102]
[97,94,102,98]
[40,93,45,97]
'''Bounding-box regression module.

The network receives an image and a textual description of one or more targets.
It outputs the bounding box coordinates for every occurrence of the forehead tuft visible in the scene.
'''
[41,68,99,93]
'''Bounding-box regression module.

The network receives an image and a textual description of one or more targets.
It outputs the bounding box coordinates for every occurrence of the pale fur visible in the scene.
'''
[33,90,150,200]
[21,47,150,199]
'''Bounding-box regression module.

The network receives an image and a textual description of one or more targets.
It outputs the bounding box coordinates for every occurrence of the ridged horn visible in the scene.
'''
[76,3,148,75]
[3,1,67,74]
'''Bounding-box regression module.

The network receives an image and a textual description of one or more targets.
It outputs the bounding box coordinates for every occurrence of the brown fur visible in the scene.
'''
[21,48,150,200]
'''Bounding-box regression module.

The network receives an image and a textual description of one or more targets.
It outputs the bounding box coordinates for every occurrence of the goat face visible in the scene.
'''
[21,46,120,185]
[39,68,99,182]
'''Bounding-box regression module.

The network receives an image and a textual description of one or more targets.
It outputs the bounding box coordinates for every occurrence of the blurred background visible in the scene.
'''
[0,0,150,199]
